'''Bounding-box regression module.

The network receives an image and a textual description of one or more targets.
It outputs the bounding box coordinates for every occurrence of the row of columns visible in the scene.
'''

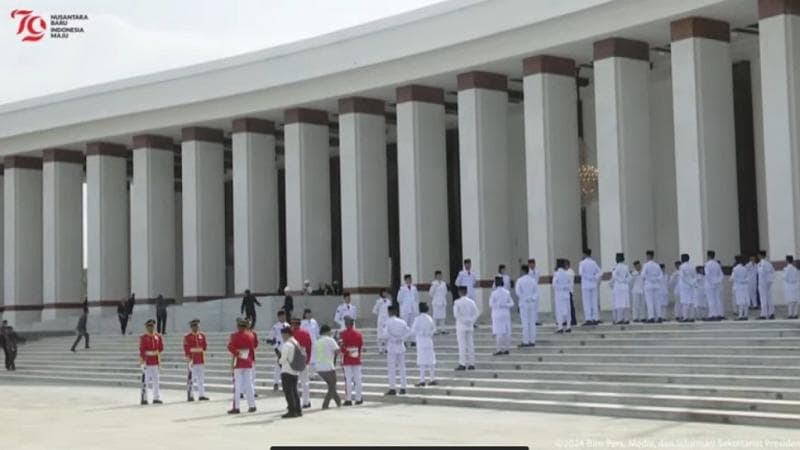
[2,6,800,323]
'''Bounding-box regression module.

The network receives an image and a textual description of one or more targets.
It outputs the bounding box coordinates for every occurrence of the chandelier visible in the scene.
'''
[578,139,598,201]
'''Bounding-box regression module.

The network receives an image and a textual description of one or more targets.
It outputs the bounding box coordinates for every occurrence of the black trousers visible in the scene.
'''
[245,309,257,328]
[281,372,301,415]
[156,311,167,334]
[119,317,128,335]
[4,348,16,370]
[71,331,89,350]
[569,293,578,326]
[318,370,341,408]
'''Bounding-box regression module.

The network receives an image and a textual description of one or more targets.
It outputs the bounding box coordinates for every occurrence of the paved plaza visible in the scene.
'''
[2,384,800,450]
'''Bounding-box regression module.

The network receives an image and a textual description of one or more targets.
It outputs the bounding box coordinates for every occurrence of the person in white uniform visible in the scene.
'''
[746,255,759,310]
[757,250,776,320]
[453,286,479,370]
[334,292,358,333]
[411,303,438,386]
[784,255,799,319]
[497,264,512,291]
[630,261,645,322]
[455,258,477,304]
[300,309,319,341]
[372,288,392,354]
[269,310,289,390]
[489,276,514,355]
[678,253,697,322]
[609,253,631,325]
[515,259,539,347]
[641,250,663,323]
[553,258,575,332]
[428,270,449,333]
[578,249,602,325]
[704,250,724,321]
[730,255,750,320]
[380,306,409,395]
[694,267,707,320]
[397,274,419,336]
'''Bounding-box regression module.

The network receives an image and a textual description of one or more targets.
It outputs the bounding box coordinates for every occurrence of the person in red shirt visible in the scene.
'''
[139,319,164,405]
[227,317,257,414]
[339,316,364,405]
[246,319,259,398]
[183,319,209,402]
[290,318,313,409]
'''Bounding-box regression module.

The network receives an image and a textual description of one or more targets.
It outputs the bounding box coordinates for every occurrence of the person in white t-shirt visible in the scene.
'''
[311,324,341,409]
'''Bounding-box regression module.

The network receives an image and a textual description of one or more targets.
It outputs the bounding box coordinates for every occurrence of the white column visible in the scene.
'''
[41,150,84,320]
[232,118,279,295]
[3,157,43,326]
[86,143,129,315]
[457,71,511,313]
[670,17,739,262]
[396,85,450,286]
[131,135,175,303]
[594,38,655,268]
[338,97,390,297]
[759,1,800,258]
[181,127,226,301]
[284,108,332,291]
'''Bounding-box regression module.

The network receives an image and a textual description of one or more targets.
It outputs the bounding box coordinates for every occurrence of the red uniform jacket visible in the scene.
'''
[228,330,255,369]
[139,333,164,366]
[339,327,363,366]
[292,327,312,363]
[183,332,207,364]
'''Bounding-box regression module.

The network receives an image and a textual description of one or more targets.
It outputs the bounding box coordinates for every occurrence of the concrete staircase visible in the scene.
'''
[3,319,800,427]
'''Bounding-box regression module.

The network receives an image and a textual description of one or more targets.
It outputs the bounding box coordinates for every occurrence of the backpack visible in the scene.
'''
[289,340,307,372]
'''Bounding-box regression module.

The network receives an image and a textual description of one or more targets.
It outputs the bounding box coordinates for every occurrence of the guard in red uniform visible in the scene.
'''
[139,319,164,405]
[339,316,364,405]
[183,319,209,401]
[227,317,257,414]
[290,318,313,408]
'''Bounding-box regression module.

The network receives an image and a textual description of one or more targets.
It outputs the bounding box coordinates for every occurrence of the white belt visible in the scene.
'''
[144,351,159,356]
[238,349,250,359]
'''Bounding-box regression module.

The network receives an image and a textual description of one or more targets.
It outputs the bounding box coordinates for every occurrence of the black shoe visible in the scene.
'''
[455,365,466,371]
[581,321,593,326]
[415,382,426,387]
[518,343,528,348]
[240,394,244,399]
[467,365,475,370]
[247,407,257,413]
[355,400,363,405]
[188,397,194,402]
[535,322,542,326]
[70,348,76,352]
[769,314,775,320]
[140,400,148,405]
[493,351,503,356]
[85,346,90,349]
[280,412,296,419]
[254,393,259,398]
[565,329,572,333]
[428,381,439,386]
[399,389,406,395]
[152,399,163,404]
[343,401,353,406]
[757,316,766,320]
[302,403,311,409]
[228,408,240,414]
[198,397,209,401]
[555,329,564,334]
[273,384,279,391]
[385,389,397,396]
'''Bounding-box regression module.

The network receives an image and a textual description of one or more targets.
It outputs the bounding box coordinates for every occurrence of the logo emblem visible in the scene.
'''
[11,9,47,42]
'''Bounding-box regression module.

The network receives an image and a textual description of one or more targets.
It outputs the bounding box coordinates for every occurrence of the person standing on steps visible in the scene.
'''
[227,317,257,414]
[126,293,136,317]
[334,292,358,334]
[155,295,168,335]
[515,259,539,347]
[609,253,631,325]
[411,302,437,387]
[183,319,209,401]
[731,256,750,321]
[757,250,776,320]
[553,259,575,332]
[397,274,419,337]
[578,249,601,325]
[630,261,644,322]
[678,253,697,323]
[339,316,364,406]
[746,254,759,310]
[372,289,392,354]
[240,289,261,328]
[312,324,341,409]
[429,271,449,333]
[453,285,479,371]
[381,306,410,395]
[642,250,664,323]
[139,319,164,405]
[784,255,799,319]
[489,276,514,356]
[117,299,129,335]
[70,307,90,352]
[704,250,724,321]
[269,310,290,390]
[455,258,477,308]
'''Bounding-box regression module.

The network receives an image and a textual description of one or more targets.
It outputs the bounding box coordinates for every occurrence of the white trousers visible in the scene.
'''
[644,288,659,320]
[495,334,511,351]
[749,284,758,307]
[343,365,363,401]
[418,364,436,383]
[581,286,599,322]
[190,364,205,398]
[233,368,255,410]
[250,366,257,394]
[705,286,721,317]
[386,352,407,389]
[555,295,571,330]
[519,300,538,344]
[456,329,475,366]
[631,293,645,320]
[299,367,310,405]
[272,360,281,386]
[144,365,160,401]
[759,283,774,317]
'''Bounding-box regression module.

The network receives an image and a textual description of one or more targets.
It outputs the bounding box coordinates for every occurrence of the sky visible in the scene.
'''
[1,0,446,105]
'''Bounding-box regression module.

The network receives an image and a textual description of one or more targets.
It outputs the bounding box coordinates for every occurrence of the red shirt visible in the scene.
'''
[139,333,164,366]
[292,327,312,363]
[247,330,259,363]
[183,332,207,364]
[339,327,363,366]
[228,330,255,369]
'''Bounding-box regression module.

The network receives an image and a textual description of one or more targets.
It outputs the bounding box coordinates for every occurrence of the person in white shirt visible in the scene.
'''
[694,267,707,320]
[784,255,799,319]
[553,258,575,332]
[678,253,697,322]
[630,261,645,322]
[428,271,449,333]
[489,276,514,355]
[455,258,477,303]
[334,292,358,332]
[609,253,631,325]
[515,259,539,347]
[411,303,437,387]
[497,264,512,291]
[269,310,289,390]
[578,249,601,325]
[380,306,409,395]
[641,250,664,323]
[302,280,313,295]
[453,286,479,370]
[311,324,341,409]
[757,250,776,320]
[397,274,419,336]
[746,255,759,310]
[300,309,319,341]
[704,250,724,321]
[372,289,392,354]
[730,256,750,320]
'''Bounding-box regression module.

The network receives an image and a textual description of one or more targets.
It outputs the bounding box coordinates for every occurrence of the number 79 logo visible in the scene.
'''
[11,9,47,42]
